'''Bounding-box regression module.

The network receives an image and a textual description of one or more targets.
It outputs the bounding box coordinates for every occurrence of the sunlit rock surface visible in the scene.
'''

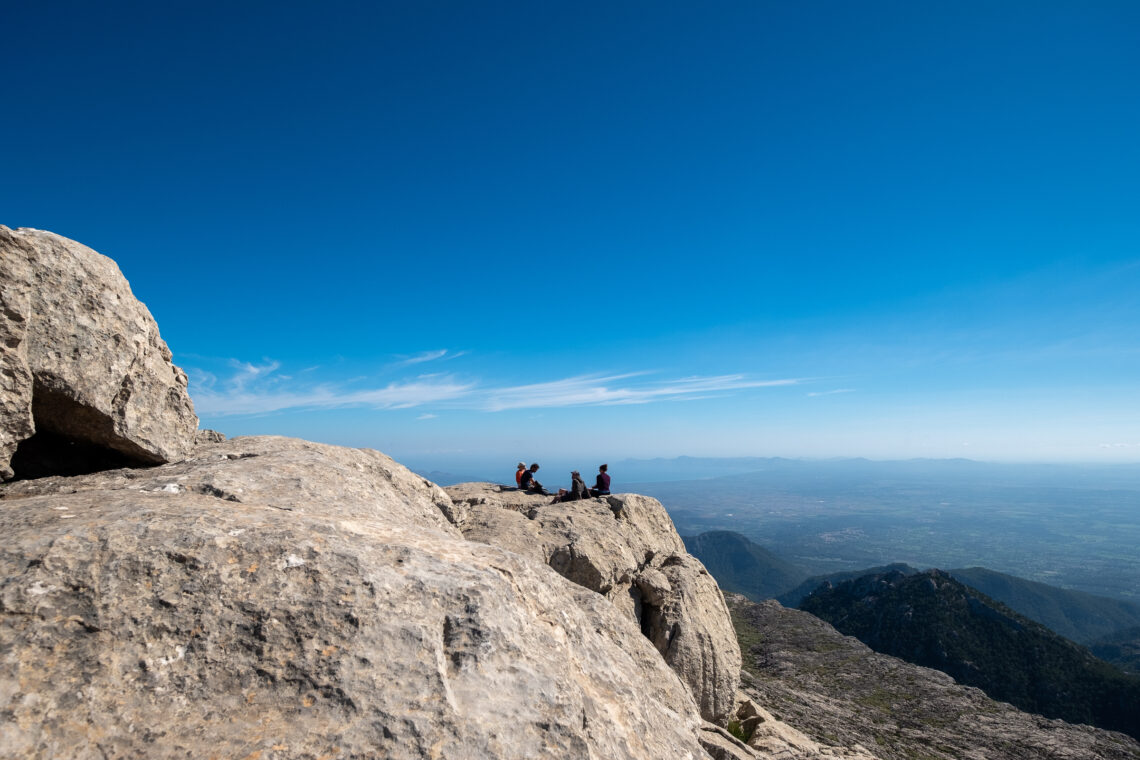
[444,482,741,723]
[0,226,198,480]
[0,437,710,759]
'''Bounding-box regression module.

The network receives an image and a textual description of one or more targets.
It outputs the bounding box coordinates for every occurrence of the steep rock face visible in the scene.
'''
[0,226,198,480]
[0,437,713,760]
[444,482,741,723]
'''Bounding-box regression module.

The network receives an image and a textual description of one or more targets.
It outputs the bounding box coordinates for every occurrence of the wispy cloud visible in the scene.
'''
[417,413,438,420]
[189,359,798,417]
[391,349,466,368]
[807,388,855,397]
[228,359,281,391]
[481,374,799,412]
[193,377,474,416]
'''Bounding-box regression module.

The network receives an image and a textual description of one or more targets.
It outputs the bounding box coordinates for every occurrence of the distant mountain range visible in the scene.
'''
[685,529,1140,651]
[799,569,1140,739]
[776,562,921,607]
[1091,626,1140,675]
[618,454,1140,487]
[948,566,1140,645]
[680,531,806,601]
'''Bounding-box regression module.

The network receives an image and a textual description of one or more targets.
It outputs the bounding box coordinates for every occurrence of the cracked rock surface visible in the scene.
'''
[444,482,742,723]
[0,437,712,760]
[0,226,198,480]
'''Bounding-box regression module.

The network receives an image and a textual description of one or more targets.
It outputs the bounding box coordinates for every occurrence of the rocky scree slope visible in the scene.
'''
[730,594,1140,760]
[800,569,1140,739]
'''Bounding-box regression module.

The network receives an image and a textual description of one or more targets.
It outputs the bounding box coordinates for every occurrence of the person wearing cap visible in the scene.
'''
[554,470,590,502]
[515,462,527,488]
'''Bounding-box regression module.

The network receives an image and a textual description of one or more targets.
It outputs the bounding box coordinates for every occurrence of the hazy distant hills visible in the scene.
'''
[619,454,1140,488]
[948,566,1140,645]
[776,562,921,607]
[800,569,1140,739]
[685,529,1140,654]
[1091,627,1140,675]
[680,531,806,600]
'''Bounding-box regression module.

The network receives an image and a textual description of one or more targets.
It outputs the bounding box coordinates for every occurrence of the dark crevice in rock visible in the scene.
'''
[190,484,243,502]
[8,380,162,480]
[10,430,148,480]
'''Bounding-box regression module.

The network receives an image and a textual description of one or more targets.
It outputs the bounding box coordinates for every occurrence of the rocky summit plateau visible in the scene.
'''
[2,227,1139,760]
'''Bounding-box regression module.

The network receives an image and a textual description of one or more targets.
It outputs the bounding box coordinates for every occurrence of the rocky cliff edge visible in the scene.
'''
[2,436,722,759]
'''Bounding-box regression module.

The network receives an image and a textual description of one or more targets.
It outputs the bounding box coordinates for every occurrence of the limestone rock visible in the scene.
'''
[0,226,198,480]
[195,428,226,444]
[0,437,712,760]
[444,482,741,723]
[698,722,762,760]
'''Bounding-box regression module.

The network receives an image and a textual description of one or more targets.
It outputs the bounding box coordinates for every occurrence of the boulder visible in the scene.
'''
[0,226,198,480]
[0,437,712,760]
[444,483,742,723]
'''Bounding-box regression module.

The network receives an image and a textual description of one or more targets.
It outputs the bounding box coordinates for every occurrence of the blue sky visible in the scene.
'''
[4,1,1139,468]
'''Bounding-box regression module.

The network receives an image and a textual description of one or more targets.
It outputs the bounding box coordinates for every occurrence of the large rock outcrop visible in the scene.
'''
[444,483,742,723]
[0,226,198,481]
[1,437,714,759]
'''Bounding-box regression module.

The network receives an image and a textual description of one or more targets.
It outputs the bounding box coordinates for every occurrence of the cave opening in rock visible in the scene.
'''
[633,586,664,643]
[9,430,143,480]
[7,381,161,481]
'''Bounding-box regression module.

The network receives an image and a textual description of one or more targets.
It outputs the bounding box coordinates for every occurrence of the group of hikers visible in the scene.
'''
[514,462,610,503]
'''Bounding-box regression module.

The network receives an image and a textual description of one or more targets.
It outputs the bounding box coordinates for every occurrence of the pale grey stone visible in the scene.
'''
[0,437,711,760]
[0,226,198,480]
[444,482,741,723]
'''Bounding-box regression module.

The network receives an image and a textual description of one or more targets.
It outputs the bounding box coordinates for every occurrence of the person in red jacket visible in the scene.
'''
[515,462,527,488]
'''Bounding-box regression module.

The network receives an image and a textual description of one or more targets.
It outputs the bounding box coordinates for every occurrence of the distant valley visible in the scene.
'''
[628,456,1140,603]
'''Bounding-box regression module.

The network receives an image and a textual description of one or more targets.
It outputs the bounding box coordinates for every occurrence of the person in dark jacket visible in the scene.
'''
[519,463,548,495]
[591,464,611,496]
[553,471,590,503]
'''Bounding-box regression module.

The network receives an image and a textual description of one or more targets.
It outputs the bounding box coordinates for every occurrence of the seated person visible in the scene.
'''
[515,462,527,488]
[590,464,611,496]
[519,463,548,495]
[553,471,590,503]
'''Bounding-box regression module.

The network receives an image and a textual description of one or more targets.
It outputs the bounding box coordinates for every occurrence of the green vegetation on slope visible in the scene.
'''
[777,563,920,608]
[1091,627,1140,675]
[682,530,806,600]
[948,567,1140,645]
[800,570,1140,740]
